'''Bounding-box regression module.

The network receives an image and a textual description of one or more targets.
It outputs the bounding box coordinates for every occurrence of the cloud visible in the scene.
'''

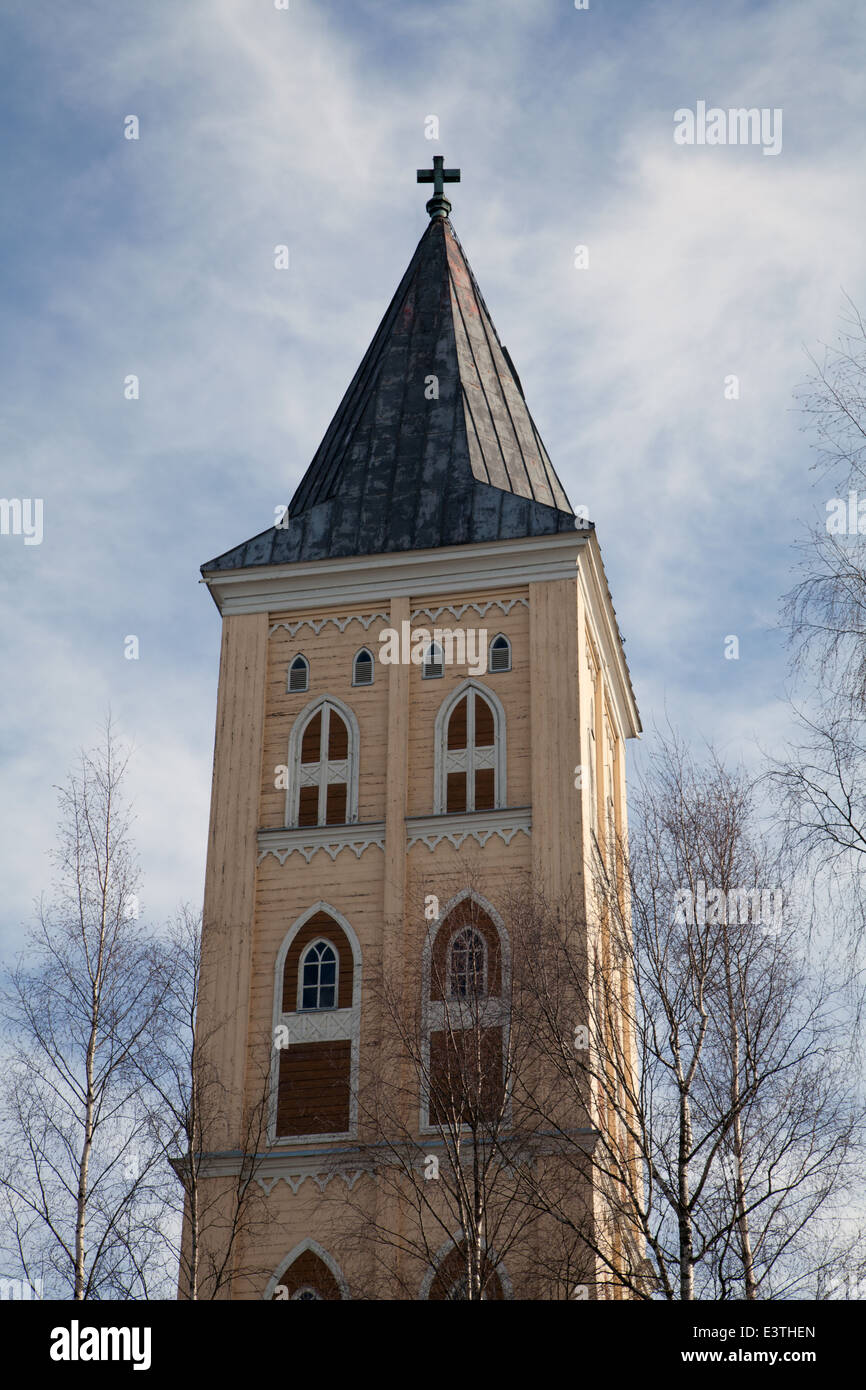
[1,0,864,952]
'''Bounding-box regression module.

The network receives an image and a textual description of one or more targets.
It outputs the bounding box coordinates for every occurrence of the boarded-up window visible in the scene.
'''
[277,1041,351,1136]
[428,1028,504,1126]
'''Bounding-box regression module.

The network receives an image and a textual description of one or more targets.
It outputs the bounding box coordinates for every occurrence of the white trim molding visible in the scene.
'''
[410,597,528,623]
[264,1238,351,1301]
[258,821,386,865]
[406,807,530,853]
[203,532,586,615]
[269,611,388,639]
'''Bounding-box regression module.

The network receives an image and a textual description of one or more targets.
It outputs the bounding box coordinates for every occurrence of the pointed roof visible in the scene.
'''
[202,216,578,574]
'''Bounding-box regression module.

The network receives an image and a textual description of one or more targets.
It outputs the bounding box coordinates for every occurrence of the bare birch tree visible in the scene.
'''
[132,906,274,1300]
[331,870,580,1300]
[0,726,172,1298]
[510,734,862,1299]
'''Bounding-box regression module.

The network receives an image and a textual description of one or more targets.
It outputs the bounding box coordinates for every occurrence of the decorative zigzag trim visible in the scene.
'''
[410,597,528,623]
[268,612,388,638]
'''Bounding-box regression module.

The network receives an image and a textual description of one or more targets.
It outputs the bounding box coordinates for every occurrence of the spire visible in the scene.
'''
[203,193,577,575]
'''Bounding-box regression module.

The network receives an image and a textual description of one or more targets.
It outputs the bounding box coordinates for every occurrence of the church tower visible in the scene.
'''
[191,160,641,1300]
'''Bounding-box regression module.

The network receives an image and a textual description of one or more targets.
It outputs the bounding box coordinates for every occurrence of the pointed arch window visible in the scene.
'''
[298,939,338,1011]
[288,654,309,692]
[422,894,509,1132]
[434,682,505,815]
[272,906,361,1142]
[423,642,444,679]
[352,647,374,686]
[287,698,359,828]
[488,634,511,673]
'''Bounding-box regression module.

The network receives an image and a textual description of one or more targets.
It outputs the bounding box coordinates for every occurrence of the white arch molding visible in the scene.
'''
[264,1237,350,1301]
[418,1231,513,1301]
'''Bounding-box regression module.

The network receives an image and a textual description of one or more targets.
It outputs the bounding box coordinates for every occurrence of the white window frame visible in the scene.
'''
[433,679,507,815]
[297,937,339,1012]
[288,654,309,692]
[264,1239,350,1301]
[285,695,360,828]
[352,647,374,686]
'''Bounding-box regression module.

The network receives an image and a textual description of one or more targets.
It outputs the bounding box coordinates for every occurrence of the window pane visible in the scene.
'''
[326,782,347,824]
[302,986,317,1009]
[475,696,495,746]
[301,712,322,763]
[319,961,336,985]
[447,696,468,750]
[298,785,319,827]
[319,984,336,1009]
[446,771,467,814]
[475,768,495,810]
[328,712,348,760]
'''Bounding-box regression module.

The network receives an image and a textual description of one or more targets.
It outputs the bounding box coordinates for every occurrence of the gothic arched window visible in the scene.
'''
[434,682,505,814]
[298,939,338,1011]
[267,1240,348,1300]
[488,634,511,673]
[352,647,374,686]
[423,894,508,1131]
[286,698,359,828]
[288,654,309,693]
[272,907,361,1141]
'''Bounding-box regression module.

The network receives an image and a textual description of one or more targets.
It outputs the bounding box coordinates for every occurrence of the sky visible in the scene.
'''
[1,0,864,955]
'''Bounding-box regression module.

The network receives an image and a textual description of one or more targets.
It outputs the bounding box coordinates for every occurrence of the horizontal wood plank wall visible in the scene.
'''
[262,607,391,828]
[199,611,268,1149]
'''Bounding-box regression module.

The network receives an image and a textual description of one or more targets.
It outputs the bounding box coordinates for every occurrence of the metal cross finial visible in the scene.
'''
[417,154,460,219]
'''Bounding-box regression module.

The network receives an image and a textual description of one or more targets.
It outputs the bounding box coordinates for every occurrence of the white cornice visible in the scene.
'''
[258,822,386,865]
[406,807,531,852]
[578,533,641,739]
[201,533,586,615]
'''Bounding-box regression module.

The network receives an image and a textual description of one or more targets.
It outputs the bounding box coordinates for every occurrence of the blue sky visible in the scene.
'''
[1,0,864,953]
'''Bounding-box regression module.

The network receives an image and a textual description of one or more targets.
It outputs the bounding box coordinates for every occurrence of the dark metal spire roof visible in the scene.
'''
[202,214,578,575]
